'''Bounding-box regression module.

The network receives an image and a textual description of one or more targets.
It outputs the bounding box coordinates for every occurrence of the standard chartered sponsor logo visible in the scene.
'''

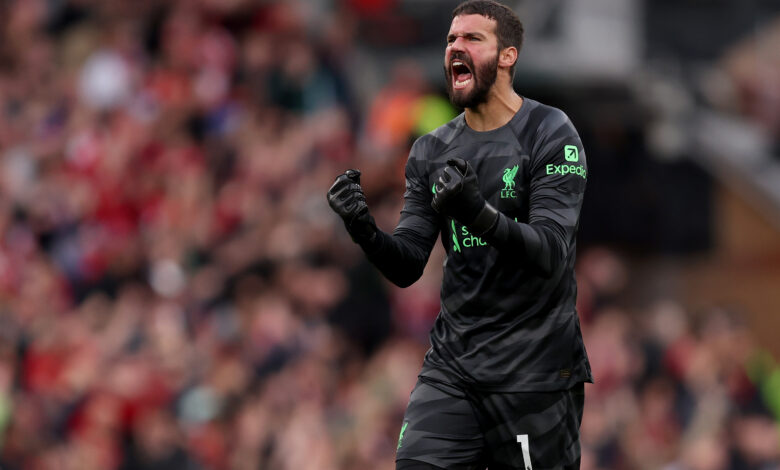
[397,421,408,449]
[461,225,487,248]
[451,220,462,252]
[546,163,586,179]
[451,217,519,250]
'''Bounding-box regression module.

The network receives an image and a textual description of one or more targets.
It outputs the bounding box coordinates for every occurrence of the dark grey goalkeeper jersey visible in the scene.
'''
[362,97,592,392]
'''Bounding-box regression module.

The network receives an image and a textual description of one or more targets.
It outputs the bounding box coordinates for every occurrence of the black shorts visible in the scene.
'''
[395,379,585,470]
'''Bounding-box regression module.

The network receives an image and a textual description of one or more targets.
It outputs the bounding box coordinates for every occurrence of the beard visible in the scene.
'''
[444,51,498,109]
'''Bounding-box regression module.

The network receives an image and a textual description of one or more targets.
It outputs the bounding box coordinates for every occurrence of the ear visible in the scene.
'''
[499,46,518,69]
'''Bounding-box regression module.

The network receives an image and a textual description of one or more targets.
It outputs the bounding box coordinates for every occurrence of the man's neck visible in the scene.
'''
[464,84,523,132]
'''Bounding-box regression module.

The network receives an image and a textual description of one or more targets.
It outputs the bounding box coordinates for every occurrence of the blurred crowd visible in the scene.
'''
[0,1,777,469]
[717,16,780,147]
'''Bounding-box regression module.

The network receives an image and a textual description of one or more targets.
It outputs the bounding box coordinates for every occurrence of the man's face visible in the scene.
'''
[444,14,500,109]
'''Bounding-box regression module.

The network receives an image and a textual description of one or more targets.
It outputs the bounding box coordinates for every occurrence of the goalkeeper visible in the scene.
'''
[328,1,592,468]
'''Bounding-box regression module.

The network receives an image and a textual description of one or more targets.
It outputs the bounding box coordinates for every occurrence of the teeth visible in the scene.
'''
[453,61,463,67]
[454,78,472,87]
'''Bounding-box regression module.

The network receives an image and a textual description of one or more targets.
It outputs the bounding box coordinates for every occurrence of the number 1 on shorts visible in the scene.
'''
[517,434,532,470]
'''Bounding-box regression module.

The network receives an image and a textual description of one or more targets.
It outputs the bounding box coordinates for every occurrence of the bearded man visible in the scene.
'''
[328,2,592,468]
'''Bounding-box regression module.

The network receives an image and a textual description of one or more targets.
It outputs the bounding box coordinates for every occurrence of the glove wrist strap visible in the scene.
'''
[347,211,378,245]
[468,202,499,237]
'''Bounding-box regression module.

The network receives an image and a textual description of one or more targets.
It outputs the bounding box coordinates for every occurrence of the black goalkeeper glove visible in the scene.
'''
[431,158,498,236]
[327,169,378,244]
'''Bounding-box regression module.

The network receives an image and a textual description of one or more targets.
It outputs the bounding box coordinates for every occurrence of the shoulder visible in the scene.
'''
[410,113,465,159]
[524,99,575,139]
[516,99,580,159]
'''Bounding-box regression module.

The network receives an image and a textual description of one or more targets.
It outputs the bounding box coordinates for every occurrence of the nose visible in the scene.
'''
[449,36,466,51]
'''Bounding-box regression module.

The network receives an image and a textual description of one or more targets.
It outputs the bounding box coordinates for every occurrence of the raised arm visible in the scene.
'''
[327,139,441,287]
[484,125,586,277]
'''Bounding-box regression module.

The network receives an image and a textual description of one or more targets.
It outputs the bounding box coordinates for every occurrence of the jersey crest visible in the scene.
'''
[501,165,519,199]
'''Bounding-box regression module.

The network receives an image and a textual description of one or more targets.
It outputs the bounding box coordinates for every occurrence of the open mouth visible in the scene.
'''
[451,60,473,89]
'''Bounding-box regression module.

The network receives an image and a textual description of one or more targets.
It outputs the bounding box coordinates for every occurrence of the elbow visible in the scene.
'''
[366,228,432,288]
[366,248,426,287]
[390,278,417,288]
[535,262,555,279]
[545,247,569,278]
[531,223,569,278]
[529,252,556,278]
[533,238,567,279]
[386,267,424,288]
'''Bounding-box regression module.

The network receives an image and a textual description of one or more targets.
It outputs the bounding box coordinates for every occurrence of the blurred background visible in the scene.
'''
[0,0,779,469]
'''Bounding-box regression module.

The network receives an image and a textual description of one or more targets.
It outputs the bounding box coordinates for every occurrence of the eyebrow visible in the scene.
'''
[447,31,486,42]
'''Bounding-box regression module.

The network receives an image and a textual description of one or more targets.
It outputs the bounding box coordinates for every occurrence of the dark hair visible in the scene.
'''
[452,0,524,76]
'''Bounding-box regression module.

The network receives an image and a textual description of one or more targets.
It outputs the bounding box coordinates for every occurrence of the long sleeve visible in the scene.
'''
[482,113,587,277]
[359,138,441,287]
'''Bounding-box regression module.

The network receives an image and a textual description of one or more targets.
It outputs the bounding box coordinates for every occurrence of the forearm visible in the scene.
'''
[359,213,437,288]
[481,213,565,278]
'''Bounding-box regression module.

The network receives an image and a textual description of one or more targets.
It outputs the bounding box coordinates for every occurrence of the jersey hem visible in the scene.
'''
[419,362,593,393]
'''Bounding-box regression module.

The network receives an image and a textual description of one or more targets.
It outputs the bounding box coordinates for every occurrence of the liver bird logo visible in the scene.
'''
[503,165,519,191]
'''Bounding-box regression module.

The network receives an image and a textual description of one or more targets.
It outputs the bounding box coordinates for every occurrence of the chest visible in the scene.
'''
[427,139,532,218]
